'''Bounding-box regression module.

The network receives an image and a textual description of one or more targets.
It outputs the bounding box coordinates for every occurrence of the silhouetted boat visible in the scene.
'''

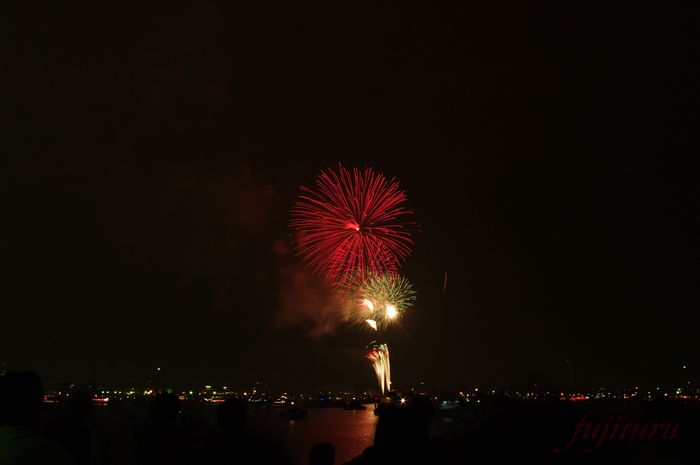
[342,401,367,410]
[280,406,308,420]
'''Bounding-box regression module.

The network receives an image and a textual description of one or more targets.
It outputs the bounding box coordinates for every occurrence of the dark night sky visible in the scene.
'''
[4,3,697,390]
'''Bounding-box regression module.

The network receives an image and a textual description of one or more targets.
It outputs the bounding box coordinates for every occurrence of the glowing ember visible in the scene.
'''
[350,273,416,329]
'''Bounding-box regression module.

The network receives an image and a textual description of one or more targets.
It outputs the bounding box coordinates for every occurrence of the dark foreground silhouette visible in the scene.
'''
[310,442,335,465]
[44,390,93,465]
[1,371,699,465]
[0,371,75,465]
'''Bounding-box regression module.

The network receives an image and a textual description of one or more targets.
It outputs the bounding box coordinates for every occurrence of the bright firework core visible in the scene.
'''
[385,304,398,319]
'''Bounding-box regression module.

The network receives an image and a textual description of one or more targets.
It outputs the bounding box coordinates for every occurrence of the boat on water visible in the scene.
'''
[280,406,308,421]
[342,401,367,410]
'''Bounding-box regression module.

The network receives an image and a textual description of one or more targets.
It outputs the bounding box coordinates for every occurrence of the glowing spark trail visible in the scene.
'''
[366,319,378,330]
[366,344,391,394]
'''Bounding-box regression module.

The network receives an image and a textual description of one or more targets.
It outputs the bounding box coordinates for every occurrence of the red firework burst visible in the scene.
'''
[290,164,416,284]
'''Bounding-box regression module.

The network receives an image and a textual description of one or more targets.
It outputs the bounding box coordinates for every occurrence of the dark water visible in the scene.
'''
[51,404,379,465]
[49,404,470,465]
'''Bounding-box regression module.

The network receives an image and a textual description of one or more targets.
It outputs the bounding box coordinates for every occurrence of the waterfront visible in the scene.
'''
[25,389,700,465]
[43,402,474,465]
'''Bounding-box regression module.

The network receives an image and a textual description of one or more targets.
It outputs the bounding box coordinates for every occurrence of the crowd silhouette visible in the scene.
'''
[1,371,699,465]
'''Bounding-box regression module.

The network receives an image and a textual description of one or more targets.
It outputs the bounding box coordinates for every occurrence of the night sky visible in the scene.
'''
[5,3,696,390]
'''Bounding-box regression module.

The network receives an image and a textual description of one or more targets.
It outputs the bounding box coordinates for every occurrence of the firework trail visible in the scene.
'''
[366,343,391,394]
[289,164,418,394]
[290,165,416,285]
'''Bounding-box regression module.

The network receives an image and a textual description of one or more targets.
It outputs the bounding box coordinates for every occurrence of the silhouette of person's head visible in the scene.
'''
[0,371,44,428]
[409,395,434,433]
[150,392,179,425]
[309,442,335,465]
[217,398,246,433]
[374,406,412,449]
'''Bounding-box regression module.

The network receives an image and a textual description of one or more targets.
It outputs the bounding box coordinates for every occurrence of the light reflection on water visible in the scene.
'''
[246,407,474,464]
[247,408,378,465]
